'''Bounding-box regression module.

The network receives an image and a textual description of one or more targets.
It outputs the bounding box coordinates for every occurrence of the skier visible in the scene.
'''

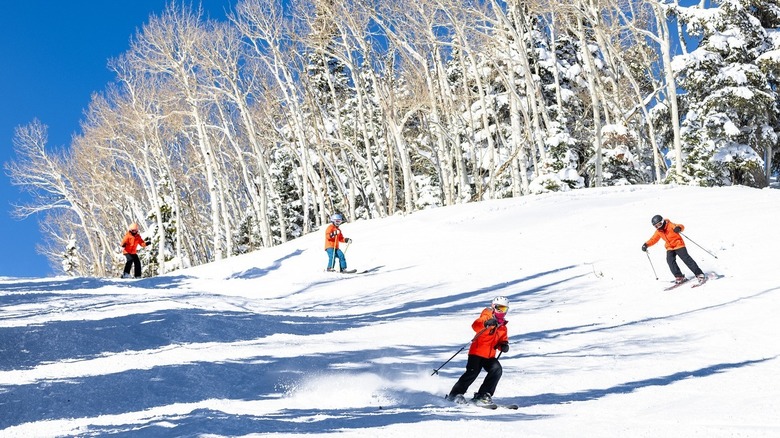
[446,296,510,407]
[120,222,149,278]
[642,214,705,284]
[324,213,354,273]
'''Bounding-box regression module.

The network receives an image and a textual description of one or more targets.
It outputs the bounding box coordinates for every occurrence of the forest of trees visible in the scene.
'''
[6,0,780,277]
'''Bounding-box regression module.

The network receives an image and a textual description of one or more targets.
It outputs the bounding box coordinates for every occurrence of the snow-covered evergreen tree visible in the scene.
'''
[672,0,779,187]
[587,124,645,186]
[530,29,588,193]
[61,235,80,276]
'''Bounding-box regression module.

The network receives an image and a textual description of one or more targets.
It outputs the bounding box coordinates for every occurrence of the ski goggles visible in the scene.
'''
[494,305,508,313]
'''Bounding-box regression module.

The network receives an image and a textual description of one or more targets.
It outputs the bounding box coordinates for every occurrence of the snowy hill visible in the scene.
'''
[1,185,779,437]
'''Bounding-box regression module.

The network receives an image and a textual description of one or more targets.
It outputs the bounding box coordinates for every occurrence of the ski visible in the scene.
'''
[663,278,689,291]
[324,269,361,274]
[324,266,383,275]
[691,272,722,288]
[344,266,384,274]
[465,400,519,410]
[445,394,517,410]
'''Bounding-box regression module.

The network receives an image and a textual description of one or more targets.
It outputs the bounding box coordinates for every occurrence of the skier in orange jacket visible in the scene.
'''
[446,296,510,407]
[121,222,149,278]
[642,214,705,284]
[324,213,353,273]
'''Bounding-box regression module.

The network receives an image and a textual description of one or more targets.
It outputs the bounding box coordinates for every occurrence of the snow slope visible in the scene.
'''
[1,184,778,437]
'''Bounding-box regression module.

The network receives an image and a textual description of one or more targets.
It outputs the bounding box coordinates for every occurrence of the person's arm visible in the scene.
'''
[646,231,661,247]
[325,225,336,242]
[472,310,493,332]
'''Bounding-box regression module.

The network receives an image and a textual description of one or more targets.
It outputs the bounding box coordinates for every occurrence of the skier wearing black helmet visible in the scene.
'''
[642,215,705,285]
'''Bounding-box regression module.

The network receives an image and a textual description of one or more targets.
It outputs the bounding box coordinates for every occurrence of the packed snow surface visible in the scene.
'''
[1,185,778,437]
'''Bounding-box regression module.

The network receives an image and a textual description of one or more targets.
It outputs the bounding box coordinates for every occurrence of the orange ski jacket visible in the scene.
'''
[468,308,509,359]
[121,232,147,255]
[324,223,345,250]
[645,219,686,251]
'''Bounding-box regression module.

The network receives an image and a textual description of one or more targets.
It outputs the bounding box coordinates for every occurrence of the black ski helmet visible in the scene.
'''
[651,215,664,226]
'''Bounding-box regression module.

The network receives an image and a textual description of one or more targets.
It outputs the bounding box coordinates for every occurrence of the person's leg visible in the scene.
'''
[476,358,503,397]
[666,250,683,278]
[448,355,483,397]
[335,249,347,271]
[132,254,142,278]
[325,248,336,270]
[123,254,134,277]
[677,247,704,276]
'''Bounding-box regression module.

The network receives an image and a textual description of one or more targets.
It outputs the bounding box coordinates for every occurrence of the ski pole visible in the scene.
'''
[432,327,488,376]
[680,232,718,259]
[645,251,658,280]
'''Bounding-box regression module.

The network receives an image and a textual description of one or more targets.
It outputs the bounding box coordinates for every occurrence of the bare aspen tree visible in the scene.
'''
[97,61,178,274]
[482,0,548,194]
[296,0,378,220]
[569,2,604,186]
[127,5,227,261]
[651,0,684,180]
[411,1,498,199]
[329,0,422,213]
[200,20,281,247]
[606,0,673,182]
[6,120,105,275]
[368,0,475,205]
[490,0,551,160]
[370,0,472,207]
[234,0,327,234]
[72,94,143,275]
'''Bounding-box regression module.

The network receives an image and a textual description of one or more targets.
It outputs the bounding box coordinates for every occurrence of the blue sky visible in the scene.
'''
[0,1,235,278]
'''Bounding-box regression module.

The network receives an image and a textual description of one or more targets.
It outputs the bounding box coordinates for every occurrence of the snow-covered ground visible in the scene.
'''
[1,184,778,437]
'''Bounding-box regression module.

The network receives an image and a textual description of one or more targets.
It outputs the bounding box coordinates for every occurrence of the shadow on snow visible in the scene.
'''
[3,266,773,435]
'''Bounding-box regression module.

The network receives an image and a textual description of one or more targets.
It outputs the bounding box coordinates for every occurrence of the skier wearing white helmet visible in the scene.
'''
[446,296,510,407]
[324,213,354,273]
[120,222,150,278]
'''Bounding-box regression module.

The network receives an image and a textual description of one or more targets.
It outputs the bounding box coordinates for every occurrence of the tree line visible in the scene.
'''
[6,0,780,277]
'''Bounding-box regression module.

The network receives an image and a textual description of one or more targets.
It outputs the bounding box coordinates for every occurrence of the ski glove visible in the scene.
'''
[673,226,681,233]
[144,239,151,245]
[484,318,498,328]
[345,238,352,243]
[329,231,339,238]
[497,342,509,353]
[641,243,648,252]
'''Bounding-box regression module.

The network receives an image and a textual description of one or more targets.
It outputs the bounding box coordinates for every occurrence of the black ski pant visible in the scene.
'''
[667,247,703,278]
[448,354,502,398]
[123,254,142,278]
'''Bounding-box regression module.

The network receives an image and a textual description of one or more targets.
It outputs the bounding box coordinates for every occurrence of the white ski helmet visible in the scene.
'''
[491,296,509,313]
[330,213,344,224]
